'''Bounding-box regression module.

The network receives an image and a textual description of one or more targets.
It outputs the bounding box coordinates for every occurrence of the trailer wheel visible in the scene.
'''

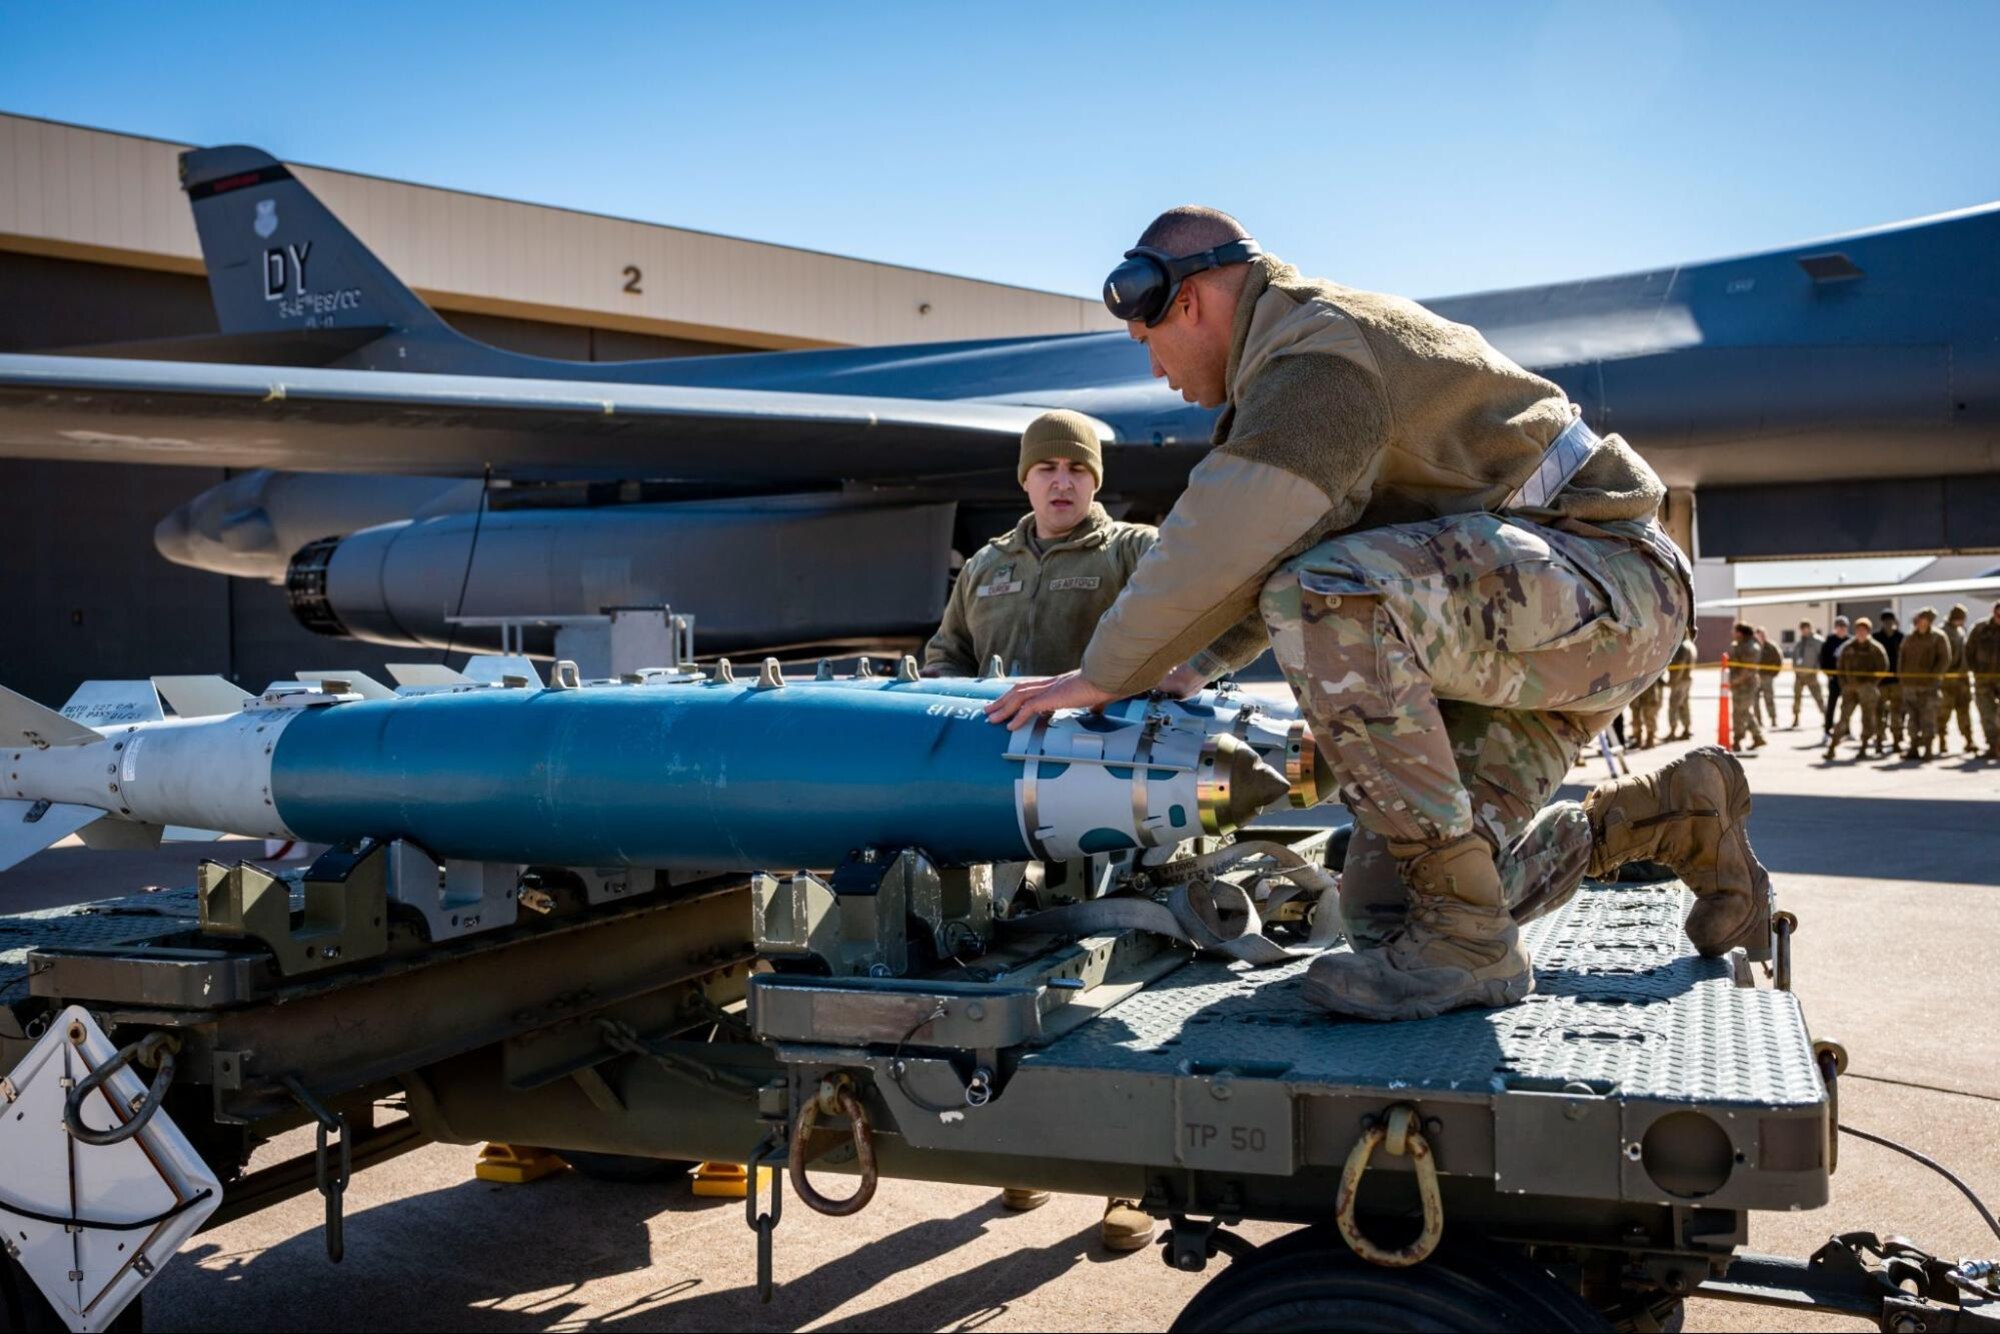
[556,1150,697,1184]
[1170,1227,1609,1332]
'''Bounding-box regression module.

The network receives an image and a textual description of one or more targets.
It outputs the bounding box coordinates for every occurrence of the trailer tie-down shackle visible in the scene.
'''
[62,1026,180,1147]
[1336,1104,1444,1268]
[789,1075,878,1217]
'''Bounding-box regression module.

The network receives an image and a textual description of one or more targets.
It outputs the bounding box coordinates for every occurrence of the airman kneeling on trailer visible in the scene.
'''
[989,206,1773,1022]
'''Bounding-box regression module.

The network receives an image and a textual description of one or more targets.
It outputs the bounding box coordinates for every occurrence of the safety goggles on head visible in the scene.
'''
[1102,239,1263,326]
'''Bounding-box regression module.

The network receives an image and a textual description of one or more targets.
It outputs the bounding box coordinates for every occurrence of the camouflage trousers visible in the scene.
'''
[1832,684,1881,747]
[1903,683,1941,750]
[1791,671,1825,726]
[1877,683,1905,746]
[1630,684,1662,748]
[1260,512,1691,936]
[1668,679,1692,735]
[1757,674,1779,727]
[1977,679,2000,752]
[1940,678,1973,746]
[1730,682,1765,748]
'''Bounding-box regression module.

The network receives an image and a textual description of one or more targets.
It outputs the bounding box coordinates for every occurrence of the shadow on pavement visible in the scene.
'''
[148,1173,1108,1333]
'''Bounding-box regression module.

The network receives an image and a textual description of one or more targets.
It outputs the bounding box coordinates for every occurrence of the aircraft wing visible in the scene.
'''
[0,353,1109,487]
[1698,574,2000,610]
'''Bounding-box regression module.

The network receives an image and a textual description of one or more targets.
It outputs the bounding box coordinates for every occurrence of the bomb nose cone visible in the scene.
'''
[1199,734,1294,834]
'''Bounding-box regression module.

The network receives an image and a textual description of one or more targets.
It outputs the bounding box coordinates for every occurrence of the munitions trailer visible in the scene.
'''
[2,822,1994,1332]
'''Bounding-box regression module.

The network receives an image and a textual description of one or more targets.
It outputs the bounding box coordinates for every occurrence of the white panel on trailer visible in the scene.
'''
[0,1007,223,1332]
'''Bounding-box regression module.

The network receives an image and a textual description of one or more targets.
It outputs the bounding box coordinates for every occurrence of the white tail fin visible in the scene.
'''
[77,818,165,853]
[294,670,394,699]
[462,656,544,687]
[0,799,102,873]
[385,664,470,687]
[0,685,101,749]
[152,676,254,718]
[59,681,165,728]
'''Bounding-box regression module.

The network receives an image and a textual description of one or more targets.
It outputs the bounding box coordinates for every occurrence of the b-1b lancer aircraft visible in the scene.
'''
[0,145,1994,661]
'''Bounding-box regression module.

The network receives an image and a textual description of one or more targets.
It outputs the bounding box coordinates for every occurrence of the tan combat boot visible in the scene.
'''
[1303,835,1533,1021]
[999,1187,1050,1211]
[1584,746,1772,958]
[1100,1197,1156,1252]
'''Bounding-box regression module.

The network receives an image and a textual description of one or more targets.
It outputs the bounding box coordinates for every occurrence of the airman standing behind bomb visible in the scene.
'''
[1790,621,1825,729]
[1897,607,1950,761]
[1875,611,1906,752]
[1755,627,1783,728]
[1730,625,1768,752]
[1941,604,1974,754]
[1666,633,1696,740]
[988,206,1771,1023]
[1826,618,1889,759]
[1967,601,2000,759]
[921,409,1160,1253]
[923,411,1157,679]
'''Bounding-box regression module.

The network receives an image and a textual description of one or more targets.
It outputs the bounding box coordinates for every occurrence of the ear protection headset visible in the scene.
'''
[1102,238,1263,326]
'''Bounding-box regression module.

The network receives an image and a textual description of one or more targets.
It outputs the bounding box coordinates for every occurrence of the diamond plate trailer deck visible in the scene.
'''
[768,883,1828,1213]
[5,871,1995,1331]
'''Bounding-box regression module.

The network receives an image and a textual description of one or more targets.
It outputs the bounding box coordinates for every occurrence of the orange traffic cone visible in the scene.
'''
[1717,654,1732,749]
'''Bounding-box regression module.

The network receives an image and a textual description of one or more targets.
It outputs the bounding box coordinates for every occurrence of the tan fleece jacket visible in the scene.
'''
[1835,636,1891,683]
[1080,254,1666,695]
[1898,626,1951,682]
[1969,619,2000,676]
[923,503,1157,678]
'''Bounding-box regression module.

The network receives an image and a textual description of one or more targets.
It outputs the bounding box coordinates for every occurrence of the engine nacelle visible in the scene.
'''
[286,494,956,656]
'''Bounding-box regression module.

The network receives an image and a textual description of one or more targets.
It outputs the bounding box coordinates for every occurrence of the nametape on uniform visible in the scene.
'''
[975,564,1023,598]
[1047,576,1101,592]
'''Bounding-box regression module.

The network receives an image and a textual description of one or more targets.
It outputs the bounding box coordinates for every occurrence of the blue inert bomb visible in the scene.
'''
[0,673,1304,877]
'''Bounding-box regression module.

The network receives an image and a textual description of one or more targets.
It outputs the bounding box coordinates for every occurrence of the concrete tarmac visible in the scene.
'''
[6,683,1996,1331]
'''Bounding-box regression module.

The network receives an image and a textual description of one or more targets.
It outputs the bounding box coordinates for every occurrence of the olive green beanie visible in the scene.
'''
[1018,409,1103,485]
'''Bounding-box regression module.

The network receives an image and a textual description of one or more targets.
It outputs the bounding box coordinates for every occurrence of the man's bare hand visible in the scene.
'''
[1154,663,1208,699]
[983,670,1119,731]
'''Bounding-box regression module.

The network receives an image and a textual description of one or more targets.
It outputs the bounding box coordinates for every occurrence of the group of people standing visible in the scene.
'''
[1632,603,2000,762]
[1814,603,2000,760]
[1710,605,2000,761]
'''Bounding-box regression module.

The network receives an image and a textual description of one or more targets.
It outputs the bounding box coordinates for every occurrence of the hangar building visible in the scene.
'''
[0,113,1117,703]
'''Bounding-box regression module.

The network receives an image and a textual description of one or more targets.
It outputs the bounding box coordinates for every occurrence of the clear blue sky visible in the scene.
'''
[4,1,1996,300]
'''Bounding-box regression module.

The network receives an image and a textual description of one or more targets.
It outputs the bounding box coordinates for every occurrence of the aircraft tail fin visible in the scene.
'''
[180,145,459,344]
[0,685,103,750]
